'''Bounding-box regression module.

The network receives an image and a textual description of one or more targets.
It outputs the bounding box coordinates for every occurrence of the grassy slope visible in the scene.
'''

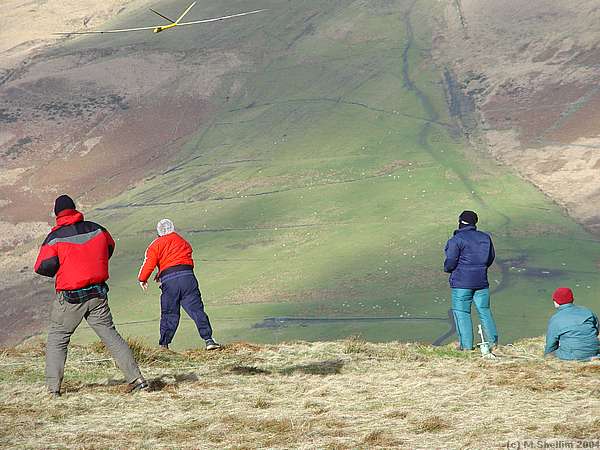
[58,0,600,347]
[2,338,600,448]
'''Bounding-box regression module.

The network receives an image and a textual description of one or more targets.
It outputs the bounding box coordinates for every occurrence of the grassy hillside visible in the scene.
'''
[2,338,600,448]
[53,0,600,347]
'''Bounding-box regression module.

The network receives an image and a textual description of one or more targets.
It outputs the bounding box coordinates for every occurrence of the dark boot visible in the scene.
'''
[126,377,149,393]
[205,339,222,351]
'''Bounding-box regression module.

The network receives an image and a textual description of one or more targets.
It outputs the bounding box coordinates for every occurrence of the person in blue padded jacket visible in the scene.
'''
[444,210,497,350]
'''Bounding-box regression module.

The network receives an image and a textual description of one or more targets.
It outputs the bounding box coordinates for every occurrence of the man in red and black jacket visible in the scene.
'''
[34,195,147,397]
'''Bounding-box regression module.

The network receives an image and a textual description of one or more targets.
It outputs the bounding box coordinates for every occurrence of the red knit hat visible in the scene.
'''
[552,287,574,305]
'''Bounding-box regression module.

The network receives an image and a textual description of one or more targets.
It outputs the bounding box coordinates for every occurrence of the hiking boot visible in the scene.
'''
[454,342,475,351]
[126,377,149,393]
[205,339,222,351]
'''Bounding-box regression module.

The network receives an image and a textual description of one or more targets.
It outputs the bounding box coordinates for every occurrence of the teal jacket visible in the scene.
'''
[544,304,600,361]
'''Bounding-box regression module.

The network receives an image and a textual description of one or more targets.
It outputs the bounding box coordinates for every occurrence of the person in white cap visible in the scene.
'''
[138,219,221,350]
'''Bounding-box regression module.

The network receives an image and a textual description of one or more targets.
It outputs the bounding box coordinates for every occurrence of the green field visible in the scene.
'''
[64,0,600,349]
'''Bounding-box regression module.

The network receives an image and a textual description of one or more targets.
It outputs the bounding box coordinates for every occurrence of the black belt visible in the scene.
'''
[60,283,109,304]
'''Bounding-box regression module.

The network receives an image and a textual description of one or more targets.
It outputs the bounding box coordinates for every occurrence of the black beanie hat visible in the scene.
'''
[54,195,76,215]
[459,210,478,226]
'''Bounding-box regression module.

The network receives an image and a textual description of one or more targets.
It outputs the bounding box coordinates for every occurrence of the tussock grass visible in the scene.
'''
[253,398,272,409]
[489,370,568,392]
[385,409,409,419]
[230,365,271,375]
[343,336,371,354]
[553,419,600,439]
[363,429,405,447]
[1,337,600,448]
[0,339,46,357]
[94,337,176,365]
[575,363,600,374]
[413,416,450,434]
[280,359,344,376]
[412,344,475,359]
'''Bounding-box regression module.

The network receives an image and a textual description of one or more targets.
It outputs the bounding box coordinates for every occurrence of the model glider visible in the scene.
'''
[55,2,265,35]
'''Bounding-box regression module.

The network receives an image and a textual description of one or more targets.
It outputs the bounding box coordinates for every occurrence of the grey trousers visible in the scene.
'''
[46,294,142,392]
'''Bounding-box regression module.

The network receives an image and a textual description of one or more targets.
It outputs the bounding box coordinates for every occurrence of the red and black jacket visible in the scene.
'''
[34,209,115,291]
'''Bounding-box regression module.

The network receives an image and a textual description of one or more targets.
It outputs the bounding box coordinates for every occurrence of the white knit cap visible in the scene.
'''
[157,218,175,236]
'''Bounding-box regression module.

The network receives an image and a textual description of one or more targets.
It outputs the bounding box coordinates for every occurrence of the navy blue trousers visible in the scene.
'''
[159,271,213,346]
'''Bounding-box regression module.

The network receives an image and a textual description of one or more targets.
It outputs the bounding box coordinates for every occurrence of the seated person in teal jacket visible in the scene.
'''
[544,287,600,361]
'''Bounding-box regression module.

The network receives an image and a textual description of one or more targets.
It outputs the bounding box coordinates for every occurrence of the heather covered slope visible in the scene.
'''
[435,0,600,232]
[1,338,599,448]
[2,0,600,346]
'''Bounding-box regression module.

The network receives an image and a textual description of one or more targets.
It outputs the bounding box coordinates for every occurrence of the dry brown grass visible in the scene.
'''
[1,337,599,448]
[94,337,175,365]
[253,398,272,409]
[552,419,600,439]
[0,340,46,357]
[362,429,405,447]
[413,416,450,434]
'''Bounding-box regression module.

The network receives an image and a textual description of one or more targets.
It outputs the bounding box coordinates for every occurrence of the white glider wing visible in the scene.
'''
[177,9,266,26]
[54,8,266,35]
[54,26,160,35]
[175,1,197,23]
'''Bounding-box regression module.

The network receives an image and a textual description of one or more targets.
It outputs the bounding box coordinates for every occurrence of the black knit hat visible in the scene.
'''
[54,195,76,215]
[459,210,478,226]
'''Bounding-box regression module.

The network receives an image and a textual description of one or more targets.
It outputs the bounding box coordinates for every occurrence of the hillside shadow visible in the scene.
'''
[229,365,272,375]
[148,372,199,392]
[280,359,344,376]
[227,360,344,376]
[63,372,200,394]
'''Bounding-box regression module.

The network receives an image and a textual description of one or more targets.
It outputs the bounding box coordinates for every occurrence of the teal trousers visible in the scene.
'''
[451,288,498,350]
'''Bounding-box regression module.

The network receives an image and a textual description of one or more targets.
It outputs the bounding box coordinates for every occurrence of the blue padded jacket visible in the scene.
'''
[444,225,495,289]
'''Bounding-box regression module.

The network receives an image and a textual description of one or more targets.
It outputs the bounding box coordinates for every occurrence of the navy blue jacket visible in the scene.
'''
[444,225,495,289]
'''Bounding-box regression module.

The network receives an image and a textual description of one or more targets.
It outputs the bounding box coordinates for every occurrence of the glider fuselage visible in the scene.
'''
[153,23,177,33]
